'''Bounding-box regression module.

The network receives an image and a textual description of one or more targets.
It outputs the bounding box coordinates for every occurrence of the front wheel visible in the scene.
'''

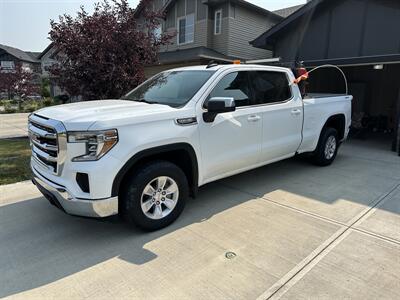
[312,127,339,166]
[120,160,188,231]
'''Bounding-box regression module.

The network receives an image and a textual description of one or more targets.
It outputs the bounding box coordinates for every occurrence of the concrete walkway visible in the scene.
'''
[0,140,399,299]
[0,113,29,138]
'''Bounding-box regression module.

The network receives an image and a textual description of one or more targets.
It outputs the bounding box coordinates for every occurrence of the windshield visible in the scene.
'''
[122,70,215,107]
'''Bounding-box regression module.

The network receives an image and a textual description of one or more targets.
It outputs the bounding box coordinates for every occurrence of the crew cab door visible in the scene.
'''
[197,71,262,182]
[248,70,303,162]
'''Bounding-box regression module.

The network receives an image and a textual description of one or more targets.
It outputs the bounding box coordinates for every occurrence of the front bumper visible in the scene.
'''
[32,167,118,218]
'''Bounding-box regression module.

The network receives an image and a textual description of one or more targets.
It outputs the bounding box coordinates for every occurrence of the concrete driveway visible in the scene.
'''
[0,140,399,299]
[0,113,29,138]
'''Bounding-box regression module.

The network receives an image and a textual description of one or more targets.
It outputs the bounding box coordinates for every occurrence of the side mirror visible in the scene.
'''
[203,97,236,123]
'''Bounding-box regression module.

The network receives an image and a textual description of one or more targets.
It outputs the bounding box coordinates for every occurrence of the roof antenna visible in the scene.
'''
[206,60,218,69]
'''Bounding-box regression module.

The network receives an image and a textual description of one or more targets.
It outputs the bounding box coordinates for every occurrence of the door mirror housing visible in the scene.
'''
[203,97,236,123]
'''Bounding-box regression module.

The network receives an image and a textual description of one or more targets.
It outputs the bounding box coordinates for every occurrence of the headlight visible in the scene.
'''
[67,129,118,162]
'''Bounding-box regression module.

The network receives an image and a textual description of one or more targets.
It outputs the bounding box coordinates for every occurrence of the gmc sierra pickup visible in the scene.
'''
[29,64,352,230]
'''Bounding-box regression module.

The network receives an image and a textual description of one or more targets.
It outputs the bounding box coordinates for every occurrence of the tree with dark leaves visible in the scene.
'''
[0,63,39,100]
[49,0,174,100]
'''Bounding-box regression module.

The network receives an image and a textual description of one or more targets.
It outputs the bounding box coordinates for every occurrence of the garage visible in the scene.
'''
[251,0,400,154]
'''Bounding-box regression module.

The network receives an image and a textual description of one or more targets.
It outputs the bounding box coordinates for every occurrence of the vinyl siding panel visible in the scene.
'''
[176,0,185,17]
[211,17,229,55]
[362,0,400,56]
[327,0,365,58]
[160,0,209,53]
[153,0,163,10]
[197,0,207,20]
[187,0,195,14]
[270,0,400,64]
[227,5,273,60]
[158,0,277,60]
[165,7,176,28]
[160,20,208,52]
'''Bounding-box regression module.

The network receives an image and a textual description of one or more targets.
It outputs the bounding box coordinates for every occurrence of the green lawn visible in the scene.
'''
[0,138,32,185]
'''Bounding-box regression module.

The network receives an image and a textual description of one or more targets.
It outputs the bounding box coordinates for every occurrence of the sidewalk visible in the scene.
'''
[0,113,30,138]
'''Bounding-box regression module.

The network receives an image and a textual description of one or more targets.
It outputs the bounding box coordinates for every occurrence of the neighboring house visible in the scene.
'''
[37,43,57,77]
[0,44,41,75]
[251,0,400,153]
[137,0,283,77]
[273,4,304,18]
[37,43,65,97]
[0,44,42,98]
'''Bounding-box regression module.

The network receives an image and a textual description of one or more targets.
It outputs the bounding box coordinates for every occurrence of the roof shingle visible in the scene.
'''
[0,44,40,63]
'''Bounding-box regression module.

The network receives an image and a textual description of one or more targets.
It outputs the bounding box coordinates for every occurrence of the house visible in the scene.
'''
[37,43,65,97]
[138,0,283,77]
[251,0,400,154]
[0,44,42,98]
[0,44,41,75]
[273,4,304,18]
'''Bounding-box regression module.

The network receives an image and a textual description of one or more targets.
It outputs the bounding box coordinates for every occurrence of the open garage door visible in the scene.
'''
[305,63,400,154]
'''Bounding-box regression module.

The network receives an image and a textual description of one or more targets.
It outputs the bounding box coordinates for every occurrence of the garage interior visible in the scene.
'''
[306,62,400,154]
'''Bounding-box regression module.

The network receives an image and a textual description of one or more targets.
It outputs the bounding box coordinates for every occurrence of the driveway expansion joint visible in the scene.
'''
[222,181,400,300]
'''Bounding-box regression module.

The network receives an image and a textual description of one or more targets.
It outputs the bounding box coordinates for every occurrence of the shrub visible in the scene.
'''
[4,104,17,113]
[23,100,40,112]
[41,78,51,98]
[23,105,37,113]
[43,98,53,107]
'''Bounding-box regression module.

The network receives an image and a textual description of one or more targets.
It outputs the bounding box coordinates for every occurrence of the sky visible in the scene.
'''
[0,0,306,52]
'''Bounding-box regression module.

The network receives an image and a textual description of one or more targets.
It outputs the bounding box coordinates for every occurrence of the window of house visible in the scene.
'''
[177,13,194,44]
[206,72,252,108]
[1,61,15,70]
[214,10,222,35]
[249,71,292,104]
[153,24,162,39]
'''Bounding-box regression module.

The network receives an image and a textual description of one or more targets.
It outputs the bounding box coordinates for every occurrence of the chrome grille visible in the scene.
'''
[28,114,67,175]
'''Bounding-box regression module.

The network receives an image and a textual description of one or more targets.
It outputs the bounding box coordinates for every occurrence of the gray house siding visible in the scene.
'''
[159,0,278,59]
[260,0,400,63]
[160,0,209,52]
[227,4,273,60]
[209,5,230,56]
[197,0,207,20]
[362,0,400,56]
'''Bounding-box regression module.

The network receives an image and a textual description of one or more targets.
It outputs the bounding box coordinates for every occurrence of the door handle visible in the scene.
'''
[247,115,261,122]
[291,109,302,116]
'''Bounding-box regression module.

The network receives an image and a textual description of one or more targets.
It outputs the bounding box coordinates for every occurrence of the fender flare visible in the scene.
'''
[111,143,199,197]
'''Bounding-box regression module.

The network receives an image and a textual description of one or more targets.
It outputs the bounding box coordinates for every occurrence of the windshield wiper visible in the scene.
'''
[139,99,159,105]
[124,98,159,104]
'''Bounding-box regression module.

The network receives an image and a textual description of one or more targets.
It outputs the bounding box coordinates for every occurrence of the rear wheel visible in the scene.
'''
[312,127,339,166]
[121,160,188,231]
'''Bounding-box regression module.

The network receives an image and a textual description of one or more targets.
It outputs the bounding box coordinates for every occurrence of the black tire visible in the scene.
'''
[312,127,339,166]
[120,160,188,231]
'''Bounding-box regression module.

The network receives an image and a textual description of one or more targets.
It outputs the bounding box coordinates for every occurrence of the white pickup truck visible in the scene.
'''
[29,64,352,230]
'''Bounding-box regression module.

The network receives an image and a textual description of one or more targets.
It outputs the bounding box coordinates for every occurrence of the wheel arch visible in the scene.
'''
[321,114,346,141]
[112,143,199,198]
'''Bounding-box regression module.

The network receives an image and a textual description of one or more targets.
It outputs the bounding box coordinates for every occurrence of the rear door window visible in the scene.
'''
[249,71,292,105]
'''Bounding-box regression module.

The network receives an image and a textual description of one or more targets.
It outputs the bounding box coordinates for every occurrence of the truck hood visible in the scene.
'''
[35,100,180,131]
